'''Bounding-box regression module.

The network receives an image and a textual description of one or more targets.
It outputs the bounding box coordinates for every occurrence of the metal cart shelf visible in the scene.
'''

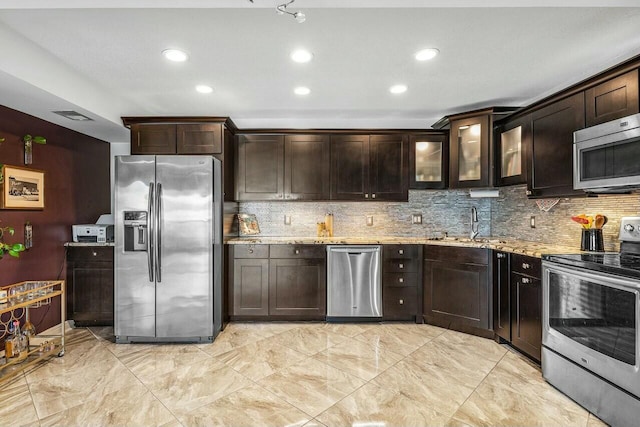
[0,280,65,383]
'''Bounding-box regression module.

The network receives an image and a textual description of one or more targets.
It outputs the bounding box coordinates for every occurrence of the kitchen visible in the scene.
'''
[1,1,640,426]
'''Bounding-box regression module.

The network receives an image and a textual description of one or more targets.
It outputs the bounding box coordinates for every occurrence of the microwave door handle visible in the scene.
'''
[156,183,163,283]
[147,183,155,282]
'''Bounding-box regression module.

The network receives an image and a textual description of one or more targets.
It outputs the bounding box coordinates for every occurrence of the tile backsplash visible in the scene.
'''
[238,185,640,250]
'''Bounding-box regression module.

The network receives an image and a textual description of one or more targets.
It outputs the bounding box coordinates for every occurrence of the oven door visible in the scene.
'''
[542,262,640,398]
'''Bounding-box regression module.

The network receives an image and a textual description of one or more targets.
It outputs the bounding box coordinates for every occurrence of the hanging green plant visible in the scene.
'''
[23,135,46,145]
[0,226,26,259]
[0,137,5,143]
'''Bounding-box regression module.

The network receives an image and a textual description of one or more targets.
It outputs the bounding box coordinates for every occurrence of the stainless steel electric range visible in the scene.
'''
[542,217,640,427]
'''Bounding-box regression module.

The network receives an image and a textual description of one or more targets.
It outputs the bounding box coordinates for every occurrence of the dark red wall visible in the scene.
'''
[0,105,110,331]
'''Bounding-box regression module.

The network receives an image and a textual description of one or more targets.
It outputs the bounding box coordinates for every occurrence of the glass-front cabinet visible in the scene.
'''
[409,133,448,189]
[449,114,490,188]
[495,116,528,186]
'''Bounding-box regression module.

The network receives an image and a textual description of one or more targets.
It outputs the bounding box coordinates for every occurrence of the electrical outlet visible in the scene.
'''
[530,216,536,228]
[412,214,422,224]
[284,215,291,225]
[366,215,374,226]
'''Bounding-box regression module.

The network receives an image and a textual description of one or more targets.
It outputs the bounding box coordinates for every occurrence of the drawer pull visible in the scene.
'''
[248,248,254,254]
[398,249,404,255]
[372,194,376,199]
[365,194,369,199]
[92,251,97,257]
[522,277,530,284]
[295,249,300,254]
[398,277,404,283]
[399,263,404,269]
[522,263,531,269]
[399,299,404,305]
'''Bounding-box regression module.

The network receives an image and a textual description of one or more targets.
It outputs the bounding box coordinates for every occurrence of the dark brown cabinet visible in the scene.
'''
[235,134,330,201]
[510,254,542,362]
[230,245,326,320]
[330,134,408,201]
[409,133,448,189]
[528,92,585,198]
[382,245,422,322]
[130,123,223,155]
[423,246,491,336]
[449,114,491,188]
[586,69,639,127]
[235,134,284,201]
[493,251,510,341]
[495,117,528,186]
[66,246,114,326]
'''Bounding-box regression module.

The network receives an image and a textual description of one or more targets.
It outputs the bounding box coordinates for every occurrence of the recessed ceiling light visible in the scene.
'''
[389,84,408,94]
[162,49,189,62]
[290,49,313,63]
[195,85,213,94]
[294,86,311,95]
[52,110,94,121]
[415,48,439,61]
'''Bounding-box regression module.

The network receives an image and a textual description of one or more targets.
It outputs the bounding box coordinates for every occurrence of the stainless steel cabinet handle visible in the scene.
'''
[156,183,163,283]
[364,194,369,199]
[248,246,254,254]
[372,194,376,199]
[399,299,404,305]
[399,249,404,255]
[295,249,300,254]
[523,263,530,269]
[399,263,404,269]
[147,183,154,282]
[92,251,97,257]
[497,253,506,259]
[398,277,404,283]
[522,277,530,284]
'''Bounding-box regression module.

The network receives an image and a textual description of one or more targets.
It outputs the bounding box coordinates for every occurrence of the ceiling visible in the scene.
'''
[1,1,640,143]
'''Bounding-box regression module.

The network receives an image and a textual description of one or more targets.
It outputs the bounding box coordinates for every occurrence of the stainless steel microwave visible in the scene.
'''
[573,112,640,193]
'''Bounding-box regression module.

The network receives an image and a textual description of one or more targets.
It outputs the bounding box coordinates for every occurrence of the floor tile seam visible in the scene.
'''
[11,372,39,424]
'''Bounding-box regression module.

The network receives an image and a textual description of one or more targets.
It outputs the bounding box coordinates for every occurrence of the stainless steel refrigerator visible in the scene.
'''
[114,155,222,343]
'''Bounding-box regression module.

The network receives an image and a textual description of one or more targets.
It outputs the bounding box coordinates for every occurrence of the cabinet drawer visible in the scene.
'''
[511,254,541,278]
[383,258,418,273]
[383,245,420,260]
[269,245,325,259]
[67,246,114,262]
[383,287,417,319]
[424,246,488,265]
[233,245,269,259]
[383,272,418,288]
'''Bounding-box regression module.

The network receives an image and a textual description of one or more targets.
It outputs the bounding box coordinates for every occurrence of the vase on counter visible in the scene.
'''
[581,229,604,252]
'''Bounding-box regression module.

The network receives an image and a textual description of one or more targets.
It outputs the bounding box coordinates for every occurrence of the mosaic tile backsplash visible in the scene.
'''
[239,185,640,251]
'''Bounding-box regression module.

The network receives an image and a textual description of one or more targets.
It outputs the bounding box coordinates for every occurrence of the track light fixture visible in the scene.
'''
[276,0,306,23]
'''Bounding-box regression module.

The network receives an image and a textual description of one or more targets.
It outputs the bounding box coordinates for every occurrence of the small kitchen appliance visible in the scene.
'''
[541,217,640,427]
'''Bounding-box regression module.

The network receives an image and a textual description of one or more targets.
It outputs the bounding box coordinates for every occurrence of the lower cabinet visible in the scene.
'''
[230,245,326,320]
[66,246,114,326]
[492,251,542,362]
[423,246,491,336]
[382,245,422,322]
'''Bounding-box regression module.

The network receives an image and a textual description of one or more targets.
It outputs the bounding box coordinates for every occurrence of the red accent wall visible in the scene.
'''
[0,105,110,332]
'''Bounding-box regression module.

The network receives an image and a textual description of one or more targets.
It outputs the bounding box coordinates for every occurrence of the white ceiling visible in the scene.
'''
[1,1,640,143]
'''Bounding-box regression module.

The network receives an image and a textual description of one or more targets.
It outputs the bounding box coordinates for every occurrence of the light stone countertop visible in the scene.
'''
[64,242,115,247]
[226,236,581,258]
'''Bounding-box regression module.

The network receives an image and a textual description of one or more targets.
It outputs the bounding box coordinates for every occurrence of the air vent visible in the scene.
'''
[52,111,94,121]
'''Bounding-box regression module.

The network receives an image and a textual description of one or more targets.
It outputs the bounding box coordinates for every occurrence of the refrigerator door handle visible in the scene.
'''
[147,182,155,282]
[156,182,163,283]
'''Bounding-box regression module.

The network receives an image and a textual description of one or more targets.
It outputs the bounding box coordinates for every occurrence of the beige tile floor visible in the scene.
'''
[0,322,609,427]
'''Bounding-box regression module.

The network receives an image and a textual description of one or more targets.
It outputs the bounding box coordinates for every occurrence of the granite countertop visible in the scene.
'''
[226,236,580,258]
[64,242,115,247]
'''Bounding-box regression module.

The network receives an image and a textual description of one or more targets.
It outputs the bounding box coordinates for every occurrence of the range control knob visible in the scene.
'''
[624,224,635,233]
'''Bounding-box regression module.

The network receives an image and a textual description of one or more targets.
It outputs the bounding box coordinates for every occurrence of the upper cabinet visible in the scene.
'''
[330,134,408,201]
[235,133,331,201]
[129,122,223,155]
[585,69,639,127]
[495,117,528,187]
[409,133,448,189]
[450,114,491,188]
[527,92,585,198]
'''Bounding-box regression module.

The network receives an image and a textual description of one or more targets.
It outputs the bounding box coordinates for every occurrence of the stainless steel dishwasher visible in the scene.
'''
[327,245,382,320]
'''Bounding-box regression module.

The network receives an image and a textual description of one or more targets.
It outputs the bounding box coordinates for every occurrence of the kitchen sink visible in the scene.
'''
[441,237,508,244]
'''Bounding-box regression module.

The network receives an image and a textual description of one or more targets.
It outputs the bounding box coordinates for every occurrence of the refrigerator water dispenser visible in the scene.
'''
[123,210,148,251]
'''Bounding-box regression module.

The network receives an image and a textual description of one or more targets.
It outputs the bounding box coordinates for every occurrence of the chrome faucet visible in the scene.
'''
[470,206,479,240]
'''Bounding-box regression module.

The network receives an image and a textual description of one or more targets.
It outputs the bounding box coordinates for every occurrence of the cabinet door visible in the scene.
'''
[423,260,489,330]
[511,273,542,362]
[177,123,222,154]
[66,247,114,326]
[450,115,490,188]
[130,124,176,154]
[409,133,448,189]
[528,93,585,198]
[330,135,370,200]
[383,287,417,321]
[586,69,639,127]
[369,134,408,201]
[236,134,284,200]
[232,258,269,316]
[495,117,528,186]
[284,135,330,200]
[492,251,510,341]
[269,258,326,317]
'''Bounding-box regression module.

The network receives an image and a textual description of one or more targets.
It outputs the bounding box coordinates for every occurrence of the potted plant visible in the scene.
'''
[0,225,26,259]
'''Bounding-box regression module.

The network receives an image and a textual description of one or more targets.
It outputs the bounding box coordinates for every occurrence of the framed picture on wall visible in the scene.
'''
[0,165,45,210]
